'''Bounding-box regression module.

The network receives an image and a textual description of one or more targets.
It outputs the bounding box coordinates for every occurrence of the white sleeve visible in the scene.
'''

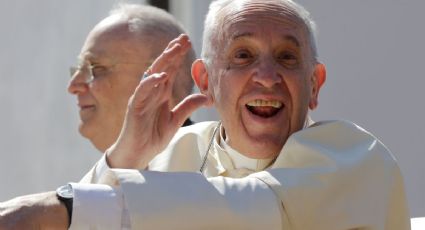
[112,169,282,230]
[68,183,130,230]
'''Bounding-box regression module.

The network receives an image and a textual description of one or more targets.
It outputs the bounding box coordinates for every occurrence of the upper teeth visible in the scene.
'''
[247,99,282,108]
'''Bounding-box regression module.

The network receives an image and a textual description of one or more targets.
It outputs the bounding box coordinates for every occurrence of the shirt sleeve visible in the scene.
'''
[111,169,283,230]
[69,183,130,230]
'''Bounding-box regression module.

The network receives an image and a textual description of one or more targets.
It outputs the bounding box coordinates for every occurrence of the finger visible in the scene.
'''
[152,43,188,74]
[158,42,191,89]
[132,73,170,110]
[171,94,211,127]
[135,72,168,96]
[150,35,191,74]
[163,34,190,54]
[150,45,190,103]
[145,35,191,97]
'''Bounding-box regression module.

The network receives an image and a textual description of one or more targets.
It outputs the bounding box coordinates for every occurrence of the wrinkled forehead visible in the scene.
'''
[218,0,308,42]
[224,0,302,23]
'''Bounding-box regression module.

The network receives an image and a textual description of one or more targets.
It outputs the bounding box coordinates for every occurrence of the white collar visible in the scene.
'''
[210,116,314,174]
[218,125,274,172]
[216,115,314,172]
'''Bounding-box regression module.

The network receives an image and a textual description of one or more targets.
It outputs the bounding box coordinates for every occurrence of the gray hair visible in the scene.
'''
[110,3,196,102]
[201,0,318,67]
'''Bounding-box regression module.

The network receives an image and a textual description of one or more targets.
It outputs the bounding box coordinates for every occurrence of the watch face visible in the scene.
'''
[57,184,73,199]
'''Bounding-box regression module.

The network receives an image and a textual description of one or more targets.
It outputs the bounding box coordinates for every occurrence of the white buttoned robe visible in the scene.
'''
[81,120,410,230]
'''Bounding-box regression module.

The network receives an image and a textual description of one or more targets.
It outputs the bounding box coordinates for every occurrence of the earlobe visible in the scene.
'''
[309,63,326,110]
[192,59,209,94]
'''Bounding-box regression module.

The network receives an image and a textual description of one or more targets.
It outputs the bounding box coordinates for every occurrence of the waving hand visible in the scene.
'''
[106,34,210,169]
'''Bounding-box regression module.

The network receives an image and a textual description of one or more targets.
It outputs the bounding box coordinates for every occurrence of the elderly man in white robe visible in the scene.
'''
[0,0,410,229]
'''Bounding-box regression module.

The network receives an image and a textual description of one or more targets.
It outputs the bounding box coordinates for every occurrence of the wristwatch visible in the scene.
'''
[56,183,73,228]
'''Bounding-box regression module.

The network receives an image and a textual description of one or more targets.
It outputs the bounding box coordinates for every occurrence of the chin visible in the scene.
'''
[78,122,94,139]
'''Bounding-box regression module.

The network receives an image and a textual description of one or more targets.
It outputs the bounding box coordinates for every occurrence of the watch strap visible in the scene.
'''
[56,184,73,228]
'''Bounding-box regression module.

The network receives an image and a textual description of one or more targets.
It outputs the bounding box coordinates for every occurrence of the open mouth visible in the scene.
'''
[246,99,283,118]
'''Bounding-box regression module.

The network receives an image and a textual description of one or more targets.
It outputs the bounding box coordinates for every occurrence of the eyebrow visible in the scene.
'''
[77,53,105,65]
[232,32,300,47]
[283,35,300,47]
[232,32,254,40]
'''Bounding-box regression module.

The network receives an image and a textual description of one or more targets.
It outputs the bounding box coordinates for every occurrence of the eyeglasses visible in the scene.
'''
[69,64,96,83]
[70,61,152,83]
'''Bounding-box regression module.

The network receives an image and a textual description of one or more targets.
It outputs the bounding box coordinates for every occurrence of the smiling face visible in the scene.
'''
[68,16,154,151]
[193,0,325,159]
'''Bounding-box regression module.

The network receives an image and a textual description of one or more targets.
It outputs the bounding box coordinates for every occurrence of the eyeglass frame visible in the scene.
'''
[69,64,96,83]
[69,60,153,84]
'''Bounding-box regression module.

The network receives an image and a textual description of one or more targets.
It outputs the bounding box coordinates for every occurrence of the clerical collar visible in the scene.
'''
[216,116,314,172]
[200,116,315,175]
[219,125,274,172]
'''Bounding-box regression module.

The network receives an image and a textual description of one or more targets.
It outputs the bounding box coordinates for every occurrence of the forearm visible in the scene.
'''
[0,191,68,230]
[37,191,69,230]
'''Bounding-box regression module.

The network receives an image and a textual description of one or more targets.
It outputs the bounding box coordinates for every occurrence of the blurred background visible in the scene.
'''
[0,0,423,217]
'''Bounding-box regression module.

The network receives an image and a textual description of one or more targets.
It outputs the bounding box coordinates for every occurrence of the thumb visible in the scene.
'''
[171,94,211,127]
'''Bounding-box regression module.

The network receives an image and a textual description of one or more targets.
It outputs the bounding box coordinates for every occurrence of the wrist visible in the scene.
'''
[36,191,70,229]
[56,184,73,228]
[105,143,149,169]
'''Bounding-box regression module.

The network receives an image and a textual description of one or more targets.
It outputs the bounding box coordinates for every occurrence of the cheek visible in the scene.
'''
[210,64,254,113]
[209,69,226,102]
[89,82,104,100]
[285,74,311,108]
[214,70,243,105]
[90,81,116,107]
[289,81,312,131]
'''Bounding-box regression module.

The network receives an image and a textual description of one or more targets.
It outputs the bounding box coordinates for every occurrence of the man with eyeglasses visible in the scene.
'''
[68,3,195,153]
[0,0,410,229]
[0,5,195,228]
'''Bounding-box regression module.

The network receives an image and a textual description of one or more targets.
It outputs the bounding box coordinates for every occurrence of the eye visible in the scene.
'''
[89,64,108,79]
[232,49,255,66]
[277,52,299,68]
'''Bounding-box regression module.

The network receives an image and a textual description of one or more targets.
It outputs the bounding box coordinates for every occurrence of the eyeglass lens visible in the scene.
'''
[69,65,94,83]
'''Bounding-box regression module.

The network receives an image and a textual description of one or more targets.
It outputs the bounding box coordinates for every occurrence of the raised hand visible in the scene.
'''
[106,34,210,169]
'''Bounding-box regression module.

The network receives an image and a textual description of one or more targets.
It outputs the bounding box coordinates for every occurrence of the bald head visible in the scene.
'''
[201,0,317,67]
[108,4,196,105]
[69,4,195,151]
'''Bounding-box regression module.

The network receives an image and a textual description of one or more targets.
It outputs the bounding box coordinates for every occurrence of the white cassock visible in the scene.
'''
[71,120,410,230]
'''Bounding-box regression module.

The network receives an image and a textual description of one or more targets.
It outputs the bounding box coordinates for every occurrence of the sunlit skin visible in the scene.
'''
[68,16,156,152]
[193,0,326,159]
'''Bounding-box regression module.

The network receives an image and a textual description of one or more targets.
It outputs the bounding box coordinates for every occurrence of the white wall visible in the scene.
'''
[0,0,143,198]
[0,0,423,218]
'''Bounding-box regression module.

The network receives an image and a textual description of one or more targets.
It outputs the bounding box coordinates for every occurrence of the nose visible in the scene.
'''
[67,67,89,95]
[252,60,282,88]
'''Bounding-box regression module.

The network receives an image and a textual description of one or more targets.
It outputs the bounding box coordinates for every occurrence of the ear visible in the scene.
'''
[309,63,326,110]
[192,59,213,102]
